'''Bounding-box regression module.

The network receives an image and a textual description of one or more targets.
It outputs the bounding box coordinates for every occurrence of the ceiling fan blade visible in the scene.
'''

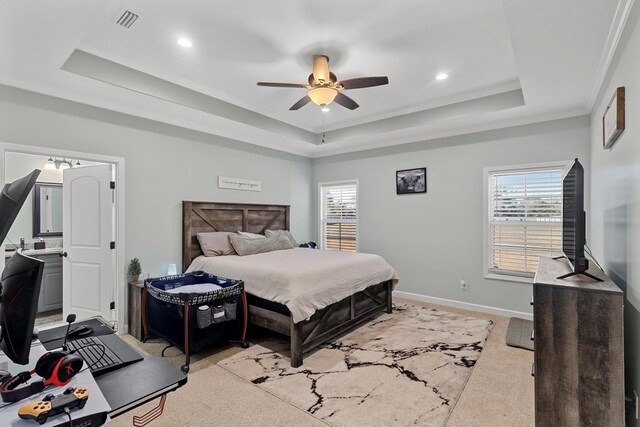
[338,76,389,90]
[333,92,359,110]
[257,82,309,88]
[289,95,312,110]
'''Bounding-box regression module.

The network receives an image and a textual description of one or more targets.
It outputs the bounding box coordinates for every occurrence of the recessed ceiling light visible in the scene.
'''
[177,38,193,48]
[436,73,448,81]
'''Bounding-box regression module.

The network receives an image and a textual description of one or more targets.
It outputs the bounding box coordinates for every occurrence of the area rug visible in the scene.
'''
[506,317,534,351]
[219,304,494,426]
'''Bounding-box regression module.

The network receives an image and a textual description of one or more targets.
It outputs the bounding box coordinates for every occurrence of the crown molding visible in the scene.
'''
[585,0,635,110]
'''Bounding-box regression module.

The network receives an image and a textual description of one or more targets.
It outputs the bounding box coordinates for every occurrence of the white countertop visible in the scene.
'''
[5,247,64,257]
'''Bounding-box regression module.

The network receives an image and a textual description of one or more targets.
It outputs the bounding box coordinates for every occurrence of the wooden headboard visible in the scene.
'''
[182,201,290,271]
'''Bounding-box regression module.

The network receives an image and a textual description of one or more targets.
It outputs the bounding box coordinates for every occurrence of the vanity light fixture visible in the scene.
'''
[44,157,77,170]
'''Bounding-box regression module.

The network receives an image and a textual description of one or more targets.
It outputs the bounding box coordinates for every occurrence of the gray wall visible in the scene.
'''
[0,85,313,278]
[588,3,640,425]
[313,116,591,314]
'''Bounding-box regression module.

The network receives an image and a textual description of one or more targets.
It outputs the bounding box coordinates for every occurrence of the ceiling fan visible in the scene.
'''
[257,55,389,111]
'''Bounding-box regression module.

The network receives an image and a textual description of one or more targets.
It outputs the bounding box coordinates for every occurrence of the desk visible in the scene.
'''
[1,327,187,424]
[97,356,187,417]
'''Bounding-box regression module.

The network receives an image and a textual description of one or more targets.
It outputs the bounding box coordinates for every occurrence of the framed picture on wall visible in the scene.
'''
[396,167,426,194]
[602,86,625,149]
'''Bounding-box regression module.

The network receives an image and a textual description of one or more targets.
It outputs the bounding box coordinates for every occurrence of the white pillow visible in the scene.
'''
[237,231,266,239]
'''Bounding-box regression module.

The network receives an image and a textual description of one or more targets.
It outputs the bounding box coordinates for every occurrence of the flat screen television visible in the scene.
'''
[0,169,45,364]
[558,159,601,281]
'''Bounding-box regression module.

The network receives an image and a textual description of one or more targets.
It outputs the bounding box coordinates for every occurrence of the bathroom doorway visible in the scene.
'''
[0,143,126,333]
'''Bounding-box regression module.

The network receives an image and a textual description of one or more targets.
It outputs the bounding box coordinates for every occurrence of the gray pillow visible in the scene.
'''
[265,229,297,247]
[197,232,237,256]
[229,233,294,256]
[237,231,266,239]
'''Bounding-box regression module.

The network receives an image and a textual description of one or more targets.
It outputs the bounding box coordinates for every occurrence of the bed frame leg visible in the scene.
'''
[290,321,303,368]
[386,281,393,313]
[240,289,248,343]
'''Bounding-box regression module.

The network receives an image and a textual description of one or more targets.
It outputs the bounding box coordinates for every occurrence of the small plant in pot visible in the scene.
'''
[128,258,142,283]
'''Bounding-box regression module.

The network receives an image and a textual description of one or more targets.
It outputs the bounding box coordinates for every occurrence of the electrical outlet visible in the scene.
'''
[635,390,638,419]
[460,280,468,291]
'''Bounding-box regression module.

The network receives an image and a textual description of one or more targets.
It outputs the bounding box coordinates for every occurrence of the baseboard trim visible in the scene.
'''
[393,290,533,320]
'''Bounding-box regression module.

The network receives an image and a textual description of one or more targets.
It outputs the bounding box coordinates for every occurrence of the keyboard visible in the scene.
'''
[68,336,123,375]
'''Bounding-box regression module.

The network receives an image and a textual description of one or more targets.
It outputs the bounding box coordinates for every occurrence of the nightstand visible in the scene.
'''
[128,281,145,341]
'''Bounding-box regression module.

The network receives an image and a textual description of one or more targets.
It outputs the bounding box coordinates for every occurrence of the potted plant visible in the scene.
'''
[128,258,142,283]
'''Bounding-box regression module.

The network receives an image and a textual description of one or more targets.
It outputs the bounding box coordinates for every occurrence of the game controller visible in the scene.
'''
[18,386,89,425]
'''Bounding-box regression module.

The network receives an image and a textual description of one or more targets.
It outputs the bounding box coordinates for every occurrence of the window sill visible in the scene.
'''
[484,273,533,285]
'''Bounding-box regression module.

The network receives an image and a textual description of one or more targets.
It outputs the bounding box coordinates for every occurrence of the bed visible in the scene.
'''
[182,201,397,367]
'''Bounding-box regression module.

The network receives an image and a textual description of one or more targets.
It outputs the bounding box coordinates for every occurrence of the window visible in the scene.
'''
[486,163,566,279]
[320,180,358,252]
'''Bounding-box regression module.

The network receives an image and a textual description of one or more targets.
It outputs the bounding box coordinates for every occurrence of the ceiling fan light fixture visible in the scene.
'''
[308,87,337,106]
[321,104,330,112]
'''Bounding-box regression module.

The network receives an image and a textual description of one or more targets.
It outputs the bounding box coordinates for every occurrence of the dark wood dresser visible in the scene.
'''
[533,257,624,427]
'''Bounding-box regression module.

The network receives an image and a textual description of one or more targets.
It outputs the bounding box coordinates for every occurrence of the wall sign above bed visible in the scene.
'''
[218,176,262,192]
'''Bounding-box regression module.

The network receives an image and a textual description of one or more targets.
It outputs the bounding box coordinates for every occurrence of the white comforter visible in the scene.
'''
[187,248,398,323]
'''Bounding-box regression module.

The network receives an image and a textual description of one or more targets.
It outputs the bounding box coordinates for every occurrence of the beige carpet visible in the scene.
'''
[109,297,534,427]
[219,304,493,426]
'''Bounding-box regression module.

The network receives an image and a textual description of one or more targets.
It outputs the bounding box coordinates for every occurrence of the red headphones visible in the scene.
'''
[0,351,83,403]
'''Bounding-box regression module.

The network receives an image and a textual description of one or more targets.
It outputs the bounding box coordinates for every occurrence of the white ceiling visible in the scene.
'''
[0,0,632,157]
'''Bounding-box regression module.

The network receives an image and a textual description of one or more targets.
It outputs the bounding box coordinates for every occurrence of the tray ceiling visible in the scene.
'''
[0,0,631,157]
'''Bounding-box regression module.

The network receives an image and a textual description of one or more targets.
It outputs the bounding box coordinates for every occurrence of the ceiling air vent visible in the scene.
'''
[115,10,139,29]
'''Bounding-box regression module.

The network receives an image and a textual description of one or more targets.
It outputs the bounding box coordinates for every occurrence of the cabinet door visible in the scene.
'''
[40,256,63,313]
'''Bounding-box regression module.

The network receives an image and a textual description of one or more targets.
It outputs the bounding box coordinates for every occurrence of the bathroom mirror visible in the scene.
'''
[33,183,63,237]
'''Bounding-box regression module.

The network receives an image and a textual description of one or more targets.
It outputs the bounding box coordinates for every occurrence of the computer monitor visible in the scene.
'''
[0,169,43,364]
[0,252,44,364]
[0,169,40,244]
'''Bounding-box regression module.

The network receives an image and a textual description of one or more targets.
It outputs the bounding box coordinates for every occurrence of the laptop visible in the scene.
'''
[67,334,143,376]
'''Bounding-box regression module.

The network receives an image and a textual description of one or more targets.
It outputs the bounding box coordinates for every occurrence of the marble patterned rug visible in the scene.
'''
[219,304,494,426]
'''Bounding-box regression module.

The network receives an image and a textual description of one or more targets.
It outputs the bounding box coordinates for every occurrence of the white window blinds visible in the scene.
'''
[488,167,563,277]
[320,181,358,252]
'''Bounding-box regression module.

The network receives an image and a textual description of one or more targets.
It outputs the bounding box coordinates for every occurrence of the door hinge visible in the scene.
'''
[110,181,115,189]
[110,241,116,250]
[110,301,115,310]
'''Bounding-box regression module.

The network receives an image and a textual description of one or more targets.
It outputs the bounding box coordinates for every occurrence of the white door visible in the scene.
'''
[62,164,114,321]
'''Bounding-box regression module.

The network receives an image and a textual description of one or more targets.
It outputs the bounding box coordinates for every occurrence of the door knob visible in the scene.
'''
[60,252,68,257]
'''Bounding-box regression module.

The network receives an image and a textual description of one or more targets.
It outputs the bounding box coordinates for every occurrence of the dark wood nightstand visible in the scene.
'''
[128,281,145,341]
